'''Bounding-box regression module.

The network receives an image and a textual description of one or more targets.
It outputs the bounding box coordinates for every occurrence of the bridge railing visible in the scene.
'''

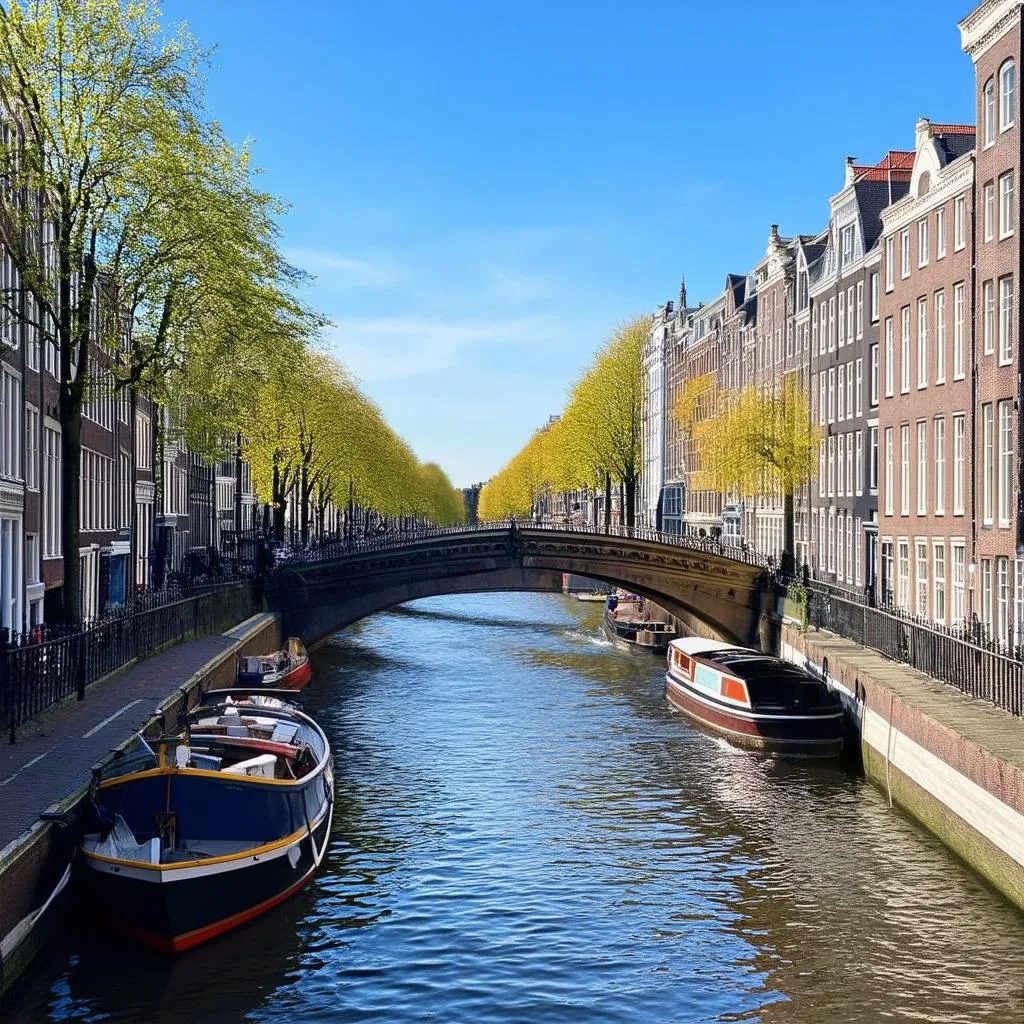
[272,520,778,573]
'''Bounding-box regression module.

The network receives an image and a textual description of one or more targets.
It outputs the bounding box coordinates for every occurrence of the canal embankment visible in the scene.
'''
[783,624,1024,910]
[0,611,281,1001]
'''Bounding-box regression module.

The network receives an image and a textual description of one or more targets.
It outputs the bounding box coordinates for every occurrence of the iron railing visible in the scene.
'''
[1,580,260,741]
[807,583,1024,716]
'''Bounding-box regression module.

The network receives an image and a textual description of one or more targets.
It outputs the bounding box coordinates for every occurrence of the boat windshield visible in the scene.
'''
[96,734,158,783]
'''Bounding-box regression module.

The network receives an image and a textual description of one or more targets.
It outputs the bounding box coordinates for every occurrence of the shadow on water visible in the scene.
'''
[388,602,580,635]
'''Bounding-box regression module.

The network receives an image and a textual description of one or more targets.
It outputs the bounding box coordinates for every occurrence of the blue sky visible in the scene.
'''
[166,0,976,487]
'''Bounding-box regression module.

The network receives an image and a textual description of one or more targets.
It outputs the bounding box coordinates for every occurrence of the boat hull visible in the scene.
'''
[603,612,673,654]
[237,655,311,691]
[665,674,844,758]
[81,802,332,954]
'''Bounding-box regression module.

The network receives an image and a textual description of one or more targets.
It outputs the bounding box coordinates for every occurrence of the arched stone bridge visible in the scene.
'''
[266,525,783,651]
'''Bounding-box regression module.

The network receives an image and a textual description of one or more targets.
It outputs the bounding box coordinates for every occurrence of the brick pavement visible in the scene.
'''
[0,634,237,852]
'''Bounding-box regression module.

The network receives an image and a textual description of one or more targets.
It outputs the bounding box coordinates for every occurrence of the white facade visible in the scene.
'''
[641,306,671,528]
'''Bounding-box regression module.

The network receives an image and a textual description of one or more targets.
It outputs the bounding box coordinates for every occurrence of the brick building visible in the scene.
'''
[961,0,1023,643]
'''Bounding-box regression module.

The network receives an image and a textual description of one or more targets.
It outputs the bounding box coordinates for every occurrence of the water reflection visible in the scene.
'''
[6,592,1024,1023]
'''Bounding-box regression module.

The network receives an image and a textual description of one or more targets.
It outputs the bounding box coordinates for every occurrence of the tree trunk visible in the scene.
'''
[782,489,795,576]
[128,389,139,595]
[618,480,624,527]
[272,462,286,544]
[347,478,355,547]
[603,473,611,533]
[624,474,637,531]
[300,461,310,547]
[58,406,83,622]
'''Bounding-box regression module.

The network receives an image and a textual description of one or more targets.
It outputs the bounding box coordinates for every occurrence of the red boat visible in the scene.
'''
[665,637,844,757]
[236,637,311,691]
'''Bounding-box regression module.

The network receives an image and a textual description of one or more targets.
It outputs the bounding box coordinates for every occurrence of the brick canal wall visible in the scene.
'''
[782,625,1024,910]
[0,612,281,1001]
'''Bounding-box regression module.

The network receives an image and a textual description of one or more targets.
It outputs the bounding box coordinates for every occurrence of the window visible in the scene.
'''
[1001,172,1015,237]
[952,543,966,622]
[855,520,863,587]
[870,343,879,407]
[918,218,929,267]
[900,424,910,515]
[837,434,845,497]
[953,414,966,515]
[870,271,879,321]
[984,280,995,354]
[917,541,929,618]
[819,373,826,426]
[828,367,835,423]
[885,236,895,291]
[934,290,946,384]
[917,297,928,388]
[900,306,911,393]
[25,295,39,371]
[828,510,835,573]
[997,557,1011,642]
[985,183,995,242]
[898,540,910,610]
[882,540,895,604]
[936,207,947,259]
[135,411,151,471]
[900,228,911,278]
[982,559,993,632]
[954,195,966,251]
[0,367,21,481]
[855,358,863,417]
[25,405,38,491]
[999,276,1014,364]
[818,439,826,497]
[80,449,114,532]
[43,423,61,558]
[934,544,946,624]
[838,364,846,421]
[839,291,846,346]
[935,417,946,515]
[119,450,131,529]
[847,286,854,342]
[1001,60,1016,131]
[25,533,38,586]
[953,282,966,379]
[870,426,879,492]
[828,435,835,496]
[983,402,994,525]
[841,224,855,267]
[846,360,854,419]
[856,430,863,496]
[847,430,854,495]
[856,281,864,338]
[847,516,854,584]
[884,318,894,397]
[917,421,927,515]
[837,510,845,572]
[999,399,1013,527]
[985,77,996,145]
[829,298,835,351]
[884,427,894,515]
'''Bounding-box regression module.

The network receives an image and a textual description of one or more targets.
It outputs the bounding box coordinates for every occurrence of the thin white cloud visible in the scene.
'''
[284,247,402,288]
[324,314,566,383]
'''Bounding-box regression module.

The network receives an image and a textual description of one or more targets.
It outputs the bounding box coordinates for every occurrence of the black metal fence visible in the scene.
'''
[1,580,260,741]
[807,581,1024,716]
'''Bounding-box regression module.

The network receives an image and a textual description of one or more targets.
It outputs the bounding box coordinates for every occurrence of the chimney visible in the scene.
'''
[770,224,780,243]
[915,117,931,151]
[845,156,857,186]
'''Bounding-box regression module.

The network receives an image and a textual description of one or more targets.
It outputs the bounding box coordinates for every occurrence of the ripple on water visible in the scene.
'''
[5,592,1024,1024]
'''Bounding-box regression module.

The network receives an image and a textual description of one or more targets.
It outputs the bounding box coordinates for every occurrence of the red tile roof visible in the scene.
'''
[928,123,975,135]
[853,151,915,183]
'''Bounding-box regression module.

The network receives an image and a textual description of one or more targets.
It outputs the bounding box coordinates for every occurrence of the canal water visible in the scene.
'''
[7,592,1024,1023]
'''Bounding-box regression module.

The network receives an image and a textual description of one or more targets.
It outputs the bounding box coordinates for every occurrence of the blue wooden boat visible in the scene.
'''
[80,693,333,953]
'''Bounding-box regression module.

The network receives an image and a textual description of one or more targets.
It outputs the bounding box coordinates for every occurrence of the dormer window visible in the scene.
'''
[985,77,996,146]
[841,225,855,267]
[1001,60,1016,131]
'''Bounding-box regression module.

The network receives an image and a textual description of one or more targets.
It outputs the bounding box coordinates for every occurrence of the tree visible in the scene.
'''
[561,316,649,529]
[674,374,818,573]
[0,0,207,619]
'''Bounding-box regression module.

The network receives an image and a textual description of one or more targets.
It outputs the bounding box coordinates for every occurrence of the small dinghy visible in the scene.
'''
[80,692,333,953]
[236,636,312,691]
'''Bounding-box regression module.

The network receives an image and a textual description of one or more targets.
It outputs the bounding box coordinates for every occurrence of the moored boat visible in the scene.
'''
[603,594,677,653]
[665,637,844,757]
[80,692,333,953]
[236,636,311,691]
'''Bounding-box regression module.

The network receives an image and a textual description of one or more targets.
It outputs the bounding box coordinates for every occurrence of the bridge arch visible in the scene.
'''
[266,527,779,650]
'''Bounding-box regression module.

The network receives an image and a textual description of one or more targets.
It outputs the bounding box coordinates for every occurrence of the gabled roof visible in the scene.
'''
[850,151,916,250]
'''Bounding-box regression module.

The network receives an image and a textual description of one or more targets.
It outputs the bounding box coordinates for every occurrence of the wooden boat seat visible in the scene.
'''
[221,753,277,779]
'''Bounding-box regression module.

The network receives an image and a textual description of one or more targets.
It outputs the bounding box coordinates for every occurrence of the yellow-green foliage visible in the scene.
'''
[677,375,819,498]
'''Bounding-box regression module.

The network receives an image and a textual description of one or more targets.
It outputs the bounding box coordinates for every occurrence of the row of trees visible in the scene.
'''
[478,316,649,528]
[480,314,818,571]
[0,0,461,618]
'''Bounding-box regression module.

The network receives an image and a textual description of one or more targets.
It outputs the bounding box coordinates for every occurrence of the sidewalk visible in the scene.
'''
[0,634,237,852]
